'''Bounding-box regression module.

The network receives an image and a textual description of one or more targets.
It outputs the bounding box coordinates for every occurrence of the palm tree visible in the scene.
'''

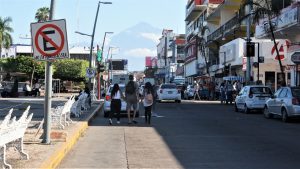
[0,16,13,58]
[243,0,286,85]
[35,7,50,22]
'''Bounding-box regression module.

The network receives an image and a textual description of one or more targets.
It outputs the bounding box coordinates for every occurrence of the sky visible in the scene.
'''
[0,0,187,71]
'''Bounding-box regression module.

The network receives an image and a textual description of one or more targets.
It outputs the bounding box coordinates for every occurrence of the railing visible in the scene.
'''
[207,14,240,42]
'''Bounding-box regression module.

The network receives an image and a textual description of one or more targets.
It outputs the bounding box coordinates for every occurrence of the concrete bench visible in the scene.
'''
[0,106,33,169]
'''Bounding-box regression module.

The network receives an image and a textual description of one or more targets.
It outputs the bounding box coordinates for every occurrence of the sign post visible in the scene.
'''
[31,18,69,143]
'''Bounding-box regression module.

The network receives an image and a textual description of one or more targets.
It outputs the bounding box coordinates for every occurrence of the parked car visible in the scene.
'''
[156,83,181,103]
[235,85,272,113]
[183,85,195,100]
[264,86,300,122]
[103,84,139,118]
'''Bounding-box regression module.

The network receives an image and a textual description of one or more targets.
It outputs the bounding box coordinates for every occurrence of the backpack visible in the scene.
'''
[126,81,136,94]
[145,92,153,105]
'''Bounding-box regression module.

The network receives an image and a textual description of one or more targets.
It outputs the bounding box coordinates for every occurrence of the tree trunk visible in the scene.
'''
[30,65,35,87]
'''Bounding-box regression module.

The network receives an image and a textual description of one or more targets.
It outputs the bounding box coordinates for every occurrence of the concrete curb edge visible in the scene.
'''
[39,102,103,169]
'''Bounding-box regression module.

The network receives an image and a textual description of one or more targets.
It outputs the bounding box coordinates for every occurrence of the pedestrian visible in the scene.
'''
[220,82,226,104]
[225,81,233,104]
[125,74,139,124]
[23,81,31,96]
[143,82,154,124]
[32,81,41,97]
[193,81,200,100]
[109,83,124,125]
[151,84,158,117]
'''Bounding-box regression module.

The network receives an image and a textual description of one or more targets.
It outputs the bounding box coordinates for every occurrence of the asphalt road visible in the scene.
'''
[59,100,300,169]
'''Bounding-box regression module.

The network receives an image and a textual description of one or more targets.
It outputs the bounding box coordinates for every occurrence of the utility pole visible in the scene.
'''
[246,0,253,84]
[43,0,55,144]
[164,35,167,83]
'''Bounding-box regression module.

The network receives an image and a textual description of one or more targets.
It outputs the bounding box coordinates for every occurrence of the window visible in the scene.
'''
[250,87,272,95]
[278,88,288,98]
[274,88,282,98]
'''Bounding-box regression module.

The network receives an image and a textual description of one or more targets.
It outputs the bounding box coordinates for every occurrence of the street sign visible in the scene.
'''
[31,19,69,60]
[291,52,300,64]
[86,68,95,78]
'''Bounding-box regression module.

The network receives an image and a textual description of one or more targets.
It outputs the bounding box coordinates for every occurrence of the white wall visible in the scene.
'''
[185,60,197,77]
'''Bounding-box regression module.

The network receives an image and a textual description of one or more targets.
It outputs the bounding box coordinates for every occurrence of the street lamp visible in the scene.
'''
[97,31,113,99]
[75,1,112,100]
[106,46,119,86]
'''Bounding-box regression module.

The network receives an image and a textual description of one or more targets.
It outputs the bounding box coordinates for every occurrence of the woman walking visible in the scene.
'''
[109,84,124,125]
[143,82,154,124]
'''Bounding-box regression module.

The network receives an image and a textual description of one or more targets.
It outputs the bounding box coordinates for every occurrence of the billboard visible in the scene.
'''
[145,56,153,67]
[109,59,128,70]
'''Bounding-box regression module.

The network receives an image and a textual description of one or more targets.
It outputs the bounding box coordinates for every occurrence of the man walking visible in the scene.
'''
[125,74,139,124]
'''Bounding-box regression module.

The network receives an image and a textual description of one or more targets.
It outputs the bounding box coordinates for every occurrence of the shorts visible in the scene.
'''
[126,94,138,111]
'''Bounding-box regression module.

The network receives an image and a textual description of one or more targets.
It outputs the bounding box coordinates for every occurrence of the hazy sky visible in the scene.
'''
[0,0,187,70]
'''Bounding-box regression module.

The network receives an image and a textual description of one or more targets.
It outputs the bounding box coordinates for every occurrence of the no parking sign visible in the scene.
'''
[31,19,69,60]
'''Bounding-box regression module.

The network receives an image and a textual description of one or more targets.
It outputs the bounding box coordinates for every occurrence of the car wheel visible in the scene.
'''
[177,100,181,103]
[263,106,272,119]
[157,100,161,103]
[104,111,109,118]
[234,103,239,112]
[282,108,289,123]
[244,104,250,114]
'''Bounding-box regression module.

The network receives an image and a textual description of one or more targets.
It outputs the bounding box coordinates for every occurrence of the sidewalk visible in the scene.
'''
[5,100,103,169]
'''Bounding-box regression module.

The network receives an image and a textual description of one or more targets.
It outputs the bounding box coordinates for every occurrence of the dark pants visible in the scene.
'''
[110,99,121,121]
[144,105,152,124]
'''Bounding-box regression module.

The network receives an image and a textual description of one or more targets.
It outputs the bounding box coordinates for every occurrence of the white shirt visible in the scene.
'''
[112,90,121,99]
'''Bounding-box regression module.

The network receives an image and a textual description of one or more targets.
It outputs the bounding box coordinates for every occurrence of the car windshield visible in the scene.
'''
[161,84,176,89]
[291,88,300,97]
[250,87,272,95]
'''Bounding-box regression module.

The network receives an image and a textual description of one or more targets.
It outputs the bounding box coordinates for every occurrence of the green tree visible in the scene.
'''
[35,7,50,22]
[0,16,13,57]
[53,59,89,82]
[1,56,45,83]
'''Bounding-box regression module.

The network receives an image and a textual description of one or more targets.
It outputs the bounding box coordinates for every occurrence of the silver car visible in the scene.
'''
[235,85,272,113]
[264,87,300,122]
[103,84,139,117]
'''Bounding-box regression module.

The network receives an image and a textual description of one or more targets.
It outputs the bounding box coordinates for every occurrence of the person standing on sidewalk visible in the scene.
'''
[143,82,153,124]
[109,83,124,125]
[125,74,139,124]
[193,81,200,100]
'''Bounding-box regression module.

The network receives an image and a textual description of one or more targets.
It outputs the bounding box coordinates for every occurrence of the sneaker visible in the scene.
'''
[117,121,120,124]
[133,120,138,124]
[109,119,112,125]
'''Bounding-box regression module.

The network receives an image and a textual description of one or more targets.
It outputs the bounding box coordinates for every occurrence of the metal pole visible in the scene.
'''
[42,0,55,144]
[246,1,253,84]
[88,2,101,99]
[257,43,260,83]
[164,36,167,83]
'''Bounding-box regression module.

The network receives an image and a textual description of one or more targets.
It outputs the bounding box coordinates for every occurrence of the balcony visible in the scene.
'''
[255,4,300,39]
[186,0,207,22]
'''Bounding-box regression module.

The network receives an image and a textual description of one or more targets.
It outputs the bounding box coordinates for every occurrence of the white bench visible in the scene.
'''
[51,95,75,129]
[0,106,33,169]
[71,93,90,117]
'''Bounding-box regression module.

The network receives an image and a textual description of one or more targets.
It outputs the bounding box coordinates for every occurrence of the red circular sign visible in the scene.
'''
[34,24,64,57]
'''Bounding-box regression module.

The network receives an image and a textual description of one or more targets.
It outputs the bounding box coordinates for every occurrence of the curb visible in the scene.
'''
[39,102,103,169]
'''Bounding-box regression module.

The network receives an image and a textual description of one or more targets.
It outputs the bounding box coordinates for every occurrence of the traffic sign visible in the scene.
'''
[31,19,69,60]
[86,68,96,78]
